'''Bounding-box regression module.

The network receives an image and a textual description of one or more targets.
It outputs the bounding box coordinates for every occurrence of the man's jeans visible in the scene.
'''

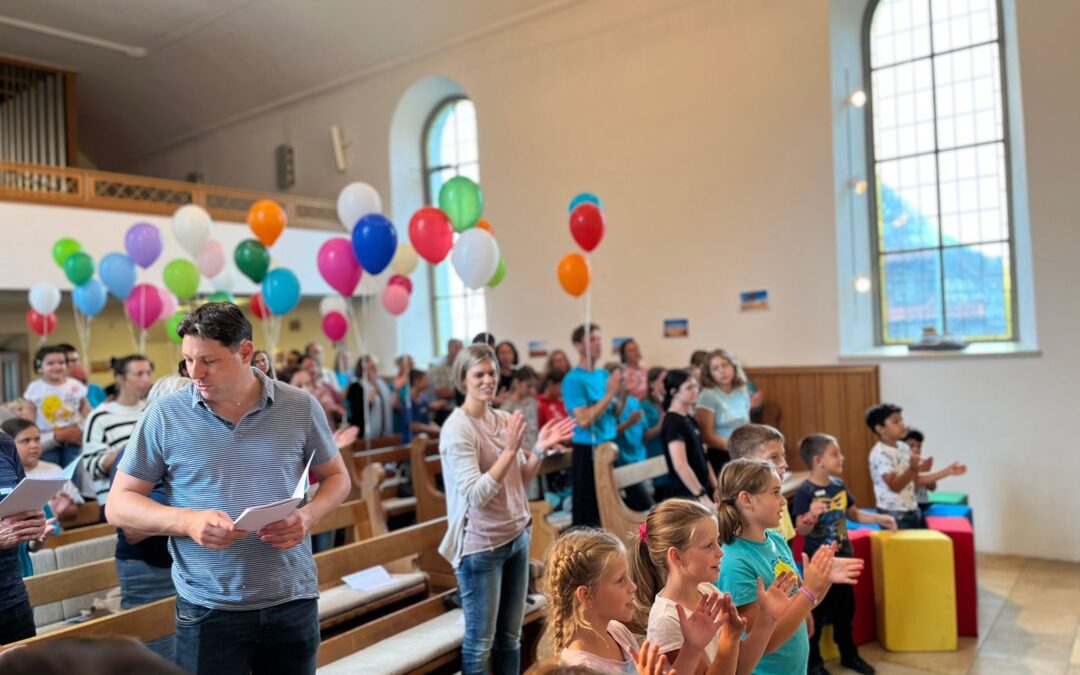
[116,557,177,662]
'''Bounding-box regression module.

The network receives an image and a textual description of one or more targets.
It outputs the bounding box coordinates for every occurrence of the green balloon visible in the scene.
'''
[487,256,507,288]
[163,259,200,300]
[235,239,271,283]
[53,238,82,268]
[166,311,185,344]
[209,290,235,304]
[438,176,484,233]
[64,251,95,286]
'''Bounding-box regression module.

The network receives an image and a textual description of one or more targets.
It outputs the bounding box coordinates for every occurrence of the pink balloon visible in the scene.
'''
[322,311,349,342]
[195,239,225,278]
[158,290,178,322]
[388,274,413,295]
[317,238,362,296]
[125,284,163,329]
[381,284,409,316]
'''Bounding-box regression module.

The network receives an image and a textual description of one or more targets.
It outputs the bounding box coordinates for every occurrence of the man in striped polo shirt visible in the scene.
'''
[107,303,350,674]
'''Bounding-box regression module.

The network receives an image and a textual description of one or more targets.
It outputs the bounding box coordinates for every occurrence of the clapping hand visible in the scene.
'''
[537,417,576,455]
[757,571,797,621]
[946,461,967,476]
[503,410,526,454]
[631,641,672,675]
[333,425,359,450]
[674,591,723,652]
[801,542,837,598]
[828,556,864,585]
[716,591,747,637]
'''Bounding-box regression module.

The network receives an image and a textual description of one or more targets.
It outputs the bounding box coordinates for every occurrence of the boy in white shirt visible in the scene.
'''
[23,346,90,469]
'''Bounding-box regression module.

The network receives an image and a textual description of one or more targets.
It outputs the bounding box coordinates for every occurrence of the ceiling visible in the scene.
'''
[0,0,559,170]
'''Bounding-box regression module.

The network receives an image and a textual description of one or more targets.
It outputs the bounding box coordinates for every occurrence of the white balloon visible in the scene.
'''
[355,273,379,297]
[28,282,61,316]
[211,267,234,292]
[451,229,500,290]
[336,182,382,232]
[319,295,349,316]
[172,205,212,256]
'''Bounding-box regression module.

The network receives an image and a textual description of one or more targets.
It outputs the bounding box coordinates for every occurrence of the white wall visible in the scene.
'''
[121,0,1080,560]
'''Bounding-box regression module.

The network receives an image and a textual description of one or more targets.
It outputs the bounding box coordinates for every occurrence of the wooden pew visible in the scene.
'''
[42,521,115,549]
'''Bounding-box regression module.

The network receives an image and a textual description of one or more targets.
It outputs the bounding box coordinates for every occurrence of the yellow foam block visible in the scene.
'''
[819,623,840,662]
[871,530,958,652]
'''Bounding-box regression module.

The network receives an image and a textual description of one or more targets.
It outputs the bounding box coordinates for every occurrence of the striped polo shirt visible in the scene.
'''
[117,368,337,610]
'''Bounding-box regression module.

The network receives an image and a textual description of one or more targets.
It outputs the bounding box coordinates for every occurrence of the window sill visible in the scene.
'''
[839,341,1041,362]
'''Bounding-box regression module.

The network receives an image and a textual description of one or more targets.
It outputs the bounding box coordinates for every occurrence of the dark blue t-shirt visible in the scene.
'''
[792,476,855,557]
[0,432,29,611]
[110,449,172,568]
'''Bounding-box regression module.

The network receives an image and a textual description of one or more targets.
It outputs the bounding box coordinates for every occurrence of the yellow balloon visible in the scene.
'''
[390,243,419,276]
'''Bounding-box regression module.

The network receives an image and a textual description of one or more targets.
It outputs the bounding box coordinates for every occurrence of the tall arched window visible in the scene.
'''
[423,97,485,353]
[865,0,1015,343]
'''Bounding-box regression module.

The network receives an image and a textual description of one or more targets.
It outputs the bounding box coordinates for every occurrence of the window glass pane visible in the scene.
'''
[871,59,936,160]
[881,250,944,342]
[943,242,1012,339]
[870,0,932,68]
[938,143,1008,245]
[934,43,1003,149]
[426,106,455,170]
[931,0,998,52]
[876,154,940,251]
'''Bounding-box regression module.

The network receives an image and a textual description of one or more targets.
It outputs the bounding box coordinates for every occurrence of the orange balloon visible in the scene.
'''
[247,199,286,247]
[475,220,494,234]
[557,253,591,297]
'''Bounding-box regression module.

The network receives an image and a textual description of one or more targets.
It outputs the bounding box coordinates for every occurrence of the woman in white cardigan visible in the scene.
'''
[438,344,574,675]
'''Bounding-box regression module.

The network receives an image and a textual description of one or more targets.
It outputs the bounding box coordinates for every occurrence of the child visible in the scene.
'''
[865,404,966,529]
[407,369,441,438]
[1,417,83,521]
[536,371,568,427]
[902,428,935,516]
[716,458,838,675]
[642,367,669,500]
[727,424,796,544]
[23,345,90,468]
[606,363,654,512]
[544,527,730,674]
[793,434,896,675]
[500,366,541,452]
[634,498,796,675]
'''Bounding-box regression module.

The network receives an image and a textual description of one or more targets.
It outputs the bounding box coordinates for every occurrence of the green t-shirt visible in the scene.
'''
[717,530,809,675]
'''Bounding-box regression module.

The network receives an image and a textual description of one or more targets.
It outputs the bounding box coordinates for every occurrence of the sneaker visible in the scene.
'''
[840,654,875,674]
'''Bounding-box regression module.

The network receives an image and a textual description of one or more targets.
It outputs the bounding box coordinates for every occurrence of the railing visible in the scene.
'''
[0,160,339,232]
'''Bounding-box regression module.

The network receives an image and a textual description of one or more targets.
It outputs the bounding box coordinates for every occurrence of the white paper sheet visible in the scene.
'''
[231,452,316,532]
[341,565,394,592]
[0,476,69,518]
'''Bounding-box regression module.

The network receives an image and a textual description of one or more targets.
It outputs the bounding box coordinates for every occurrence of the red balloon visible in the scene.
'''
[322,311,348,342]
[409,207,454,264]
[251,291,269,320]
[569,203,605,252]
[26,309,57,337]
[388,274,413,295]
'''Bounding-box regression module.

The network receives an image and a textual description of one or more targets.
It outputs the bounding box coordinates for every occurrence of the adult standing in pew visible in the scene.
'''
[106,303,351,675]
[562,323,623,527]
[429,338,463,426]
[0,431,48,644]
[439,344,575,675]
[346,355,393,441]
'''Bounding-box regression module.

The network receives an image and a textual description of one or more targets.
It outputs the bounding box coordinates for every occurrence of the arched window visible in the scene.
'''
[865,0,1015,343]
[423,97,486,352]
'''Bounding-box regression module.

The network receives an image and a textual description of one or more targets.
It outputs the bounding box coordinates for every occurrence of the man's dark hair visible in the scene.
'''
[472,332,496,347]
[541,370,565,390]
[903,428,925,443]
[865,402,903,433]
[34,345,68,369]
[55,343,77,354]
[1,416,36,439]
[110,354,152,377]
[0,637,188,675]
[571,323,600,345]
[176,302,253,349]
[408,368,427,388]
[799,433,838,468]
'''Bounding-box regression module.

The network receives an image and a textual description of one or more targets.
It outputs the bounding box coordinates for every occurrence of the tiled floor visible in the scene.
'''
[825,554,1080,675]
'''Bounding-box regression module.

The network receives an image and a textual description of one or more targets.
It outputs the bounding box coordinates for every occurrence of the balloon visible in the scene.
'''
[351,214,397,275]
[475,220,493,234]
[438,176,484,232]
[158,290,179,322]
[166,311,185,345]
[125,222,163,269]
[172,205,212,256]
[322,311,348,341]
[250,291,269,320]
[569,203,605,252]
[450,228,500,290]
[569,192,604,213]
[408,207,454,264]
[261,268,301,315]
[209,291,235,304]
[163,259,200,300]
[211,267,234,292]
[558,253,591,297]
[319,295,348,316]
[317,238,362,296]
[390,243,419,276]
[28,282,61,315]
[195,240,225,278]
[52,238,82,268]
[125,284,163,330]
[388,274,413,295]
[63,252,95,286]
[235,239,271,283]
[336,183,383,231]
[99,252,137,299]
[73,279,107,317]
[487,256,507,288]
[247,199,286,247]
[382,284,409,316]
[26,309,57,337]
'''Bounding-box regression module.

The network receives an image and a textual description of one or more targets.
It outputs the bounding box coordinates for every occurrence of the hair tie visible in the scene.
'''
[638,522,648,542]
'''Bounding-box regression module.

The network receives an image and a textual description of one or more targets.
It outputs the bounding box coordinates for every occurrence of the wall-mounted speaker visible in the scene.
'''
[330,125,349,173]
[276,144,295,190]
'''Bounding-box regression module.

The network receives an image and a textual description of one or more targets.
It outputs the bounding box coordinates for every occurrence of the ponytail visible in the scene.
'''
[716,458,777,544]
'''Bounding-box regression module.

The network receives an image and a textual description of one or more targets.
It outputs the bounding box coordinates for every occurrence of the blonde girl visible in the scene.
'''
[716,459,837,675]
[544,528,724,674]
[633,499,795,675]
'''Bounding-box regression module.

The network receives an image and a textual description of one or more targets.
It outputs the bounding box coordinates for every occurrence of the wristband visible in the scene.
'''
[532,444,546,458]
[798,586,817,605]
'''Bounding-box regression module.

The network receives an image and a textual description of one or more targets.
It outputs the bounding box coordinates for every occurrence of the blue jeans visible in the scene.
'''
[116,557,177,662]
[456,528,531,675]
[174,596,319,675]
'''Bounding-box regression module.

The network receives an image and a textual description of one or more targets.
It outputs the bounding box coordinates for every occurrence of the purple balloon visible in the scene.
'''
[125,222,163,269]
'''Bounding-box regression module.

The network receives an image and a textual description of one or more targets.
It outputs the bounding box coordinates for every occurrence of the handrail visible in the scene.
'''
[0,160,339,231]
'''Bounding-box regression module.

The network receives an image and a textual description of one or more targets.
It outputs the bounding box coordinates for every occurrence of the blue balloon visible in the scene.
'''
[73,279,107,317]
[569,192,603,213]
[99,252,137,299]
[351,214,397,275]
[87,383,107,409]
[261,268,301,315]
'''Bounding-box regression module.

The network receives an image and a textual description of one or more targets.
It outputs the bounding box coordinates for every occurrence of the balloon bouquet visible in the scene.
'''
[237,200,298,356]
[558,192,606,334]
